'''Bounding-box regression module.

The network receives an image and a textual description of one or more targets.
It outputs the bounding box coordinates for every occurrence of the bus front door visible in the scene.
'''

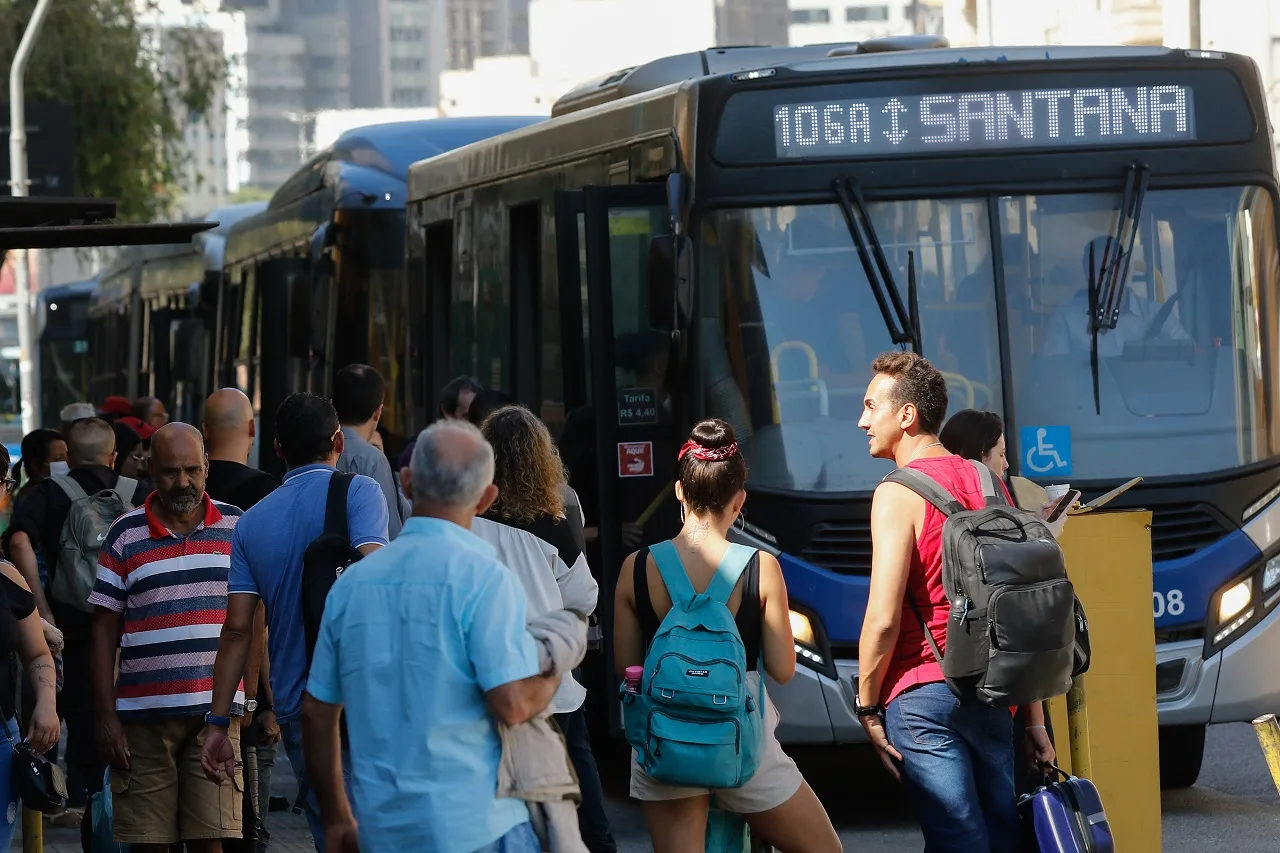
[555,183,683,734]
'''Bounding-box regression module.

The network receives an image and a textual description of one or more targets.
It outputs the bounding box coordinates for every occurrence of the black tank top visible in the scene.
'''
[633,544,763,671]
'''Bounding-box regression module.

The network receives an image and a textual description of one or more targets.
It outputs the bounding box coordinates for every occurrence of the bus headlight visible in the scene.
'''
[789,610,815,645]
[788,607,835,678]
[1213,579,1255,645]
[1264,555,1280,594]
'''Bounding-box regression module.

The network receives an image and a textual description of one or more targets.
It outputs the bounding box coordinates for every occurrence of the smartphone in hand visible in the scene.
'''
[1043,489,1081,524]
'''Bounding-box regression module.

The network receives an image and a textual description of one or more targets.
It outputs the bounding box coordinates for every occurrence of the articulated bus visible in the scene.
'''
[407,37,1280,788]
[87,202,268,423]
[214,117,542,477]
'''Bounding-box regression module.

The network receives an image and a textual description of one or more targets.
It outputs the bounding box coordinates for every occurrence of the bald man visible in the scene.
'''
[89,423,248,851]
[203,389,280,514]
[200,390,279,853]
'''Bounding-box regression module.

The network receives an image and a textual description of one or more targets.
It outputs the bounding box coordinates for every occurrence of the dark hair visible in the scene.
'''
[466,388,513,428]
[275,393,340,468]
[0,444,10,482]
[112,422,143,473]
[939,409,1004,462]
[438,376,482,419]
[678,419,748,516]
[869,351,949,435]
[132,396,160,422]
[20,429,64,480]
[332,364,386,425]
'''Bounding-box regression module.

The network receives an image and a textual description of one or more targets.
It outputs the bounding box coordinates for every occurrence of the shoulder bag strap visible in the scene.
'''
[649,540,697,608]
[705,543,755,606]
[968,459,1008,508]
[882,468,965,516]
[324,472,355,539]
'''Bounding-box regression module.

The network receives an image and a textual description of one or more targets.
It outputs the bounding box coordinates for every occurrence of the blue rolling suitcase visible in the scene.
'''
[1019,767,1114,853]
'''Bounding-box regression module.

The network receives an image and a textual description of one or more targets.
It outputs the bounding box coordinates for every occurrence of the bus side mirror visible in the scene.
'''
[647,234,691,331]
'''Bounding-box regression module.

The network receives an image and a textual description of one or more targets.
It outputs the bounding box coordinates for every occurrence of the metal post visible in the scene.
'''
[21,806,41,852]
[1066,675,1092,778]
[1252,714,1280,799]
[9,0,56,436]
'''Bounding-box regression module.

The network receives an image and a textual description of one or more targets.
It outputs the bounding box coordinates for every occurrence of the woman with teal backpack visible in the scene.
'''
[614,420,840,853]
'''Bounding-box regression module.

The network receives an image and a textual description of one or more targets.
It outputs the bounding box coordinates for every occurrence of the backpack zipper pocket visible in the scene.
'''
[649,653,745,711]
[987,578,1076,652]
[646,709,742,759]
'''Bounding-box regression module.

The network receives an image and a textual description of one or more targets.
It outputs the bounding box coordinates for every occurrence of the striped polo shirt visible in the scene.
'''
[89,492,245,719]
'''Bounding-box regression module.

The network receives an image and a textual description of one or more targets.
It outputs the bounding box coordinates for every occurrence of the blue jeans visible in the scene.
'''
[472,821,539,853]
[884,683,1019,853]
[0,716,19,850]
[281,718,353,852]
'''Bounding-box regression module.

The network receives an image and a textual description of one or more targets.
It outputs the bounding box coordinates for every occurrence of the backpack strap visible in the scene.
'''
[705,543,756,606]
[325,472,355,539]
[52,475,88,504]
[882,468,965,516]
[112,477,137,510]
[649,540,696,608]
[905,594,946,667]
[969,459,1008,507]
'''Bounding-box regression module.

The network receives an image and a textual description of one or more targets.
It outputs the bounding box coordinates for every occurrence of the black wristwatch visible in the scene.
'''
[853,696,885,719]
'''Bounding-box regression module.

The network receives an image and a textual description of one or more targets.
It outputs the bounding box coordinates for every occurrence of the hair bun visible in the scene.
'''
[689,418,736,451]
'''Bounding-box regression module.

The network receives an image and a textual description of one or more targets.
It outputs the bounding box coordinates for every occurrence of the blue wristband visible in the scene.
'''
[204,712,231,729]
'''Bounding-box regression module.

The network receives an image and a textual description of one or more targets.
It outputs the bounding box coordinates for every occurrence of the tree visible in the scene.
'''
[1,0,226,222]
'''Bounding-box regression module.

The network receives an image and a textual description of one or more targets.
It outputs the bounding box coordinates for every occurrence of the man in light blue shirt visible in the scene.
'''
[303,420,559,853]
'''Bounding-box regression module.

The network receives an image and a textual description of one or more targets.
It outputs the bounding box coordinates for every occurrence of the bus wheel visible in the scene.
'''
[1158,724,1205,789]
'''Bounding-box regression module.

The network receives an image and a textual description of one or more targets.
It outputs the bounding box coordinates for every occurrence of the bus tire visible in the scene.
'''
[1158,724,1205,789]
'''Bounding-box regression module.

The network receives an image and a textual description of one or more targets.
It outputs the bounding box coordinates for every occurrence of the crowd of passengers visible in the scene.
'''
[0,351,1073,853]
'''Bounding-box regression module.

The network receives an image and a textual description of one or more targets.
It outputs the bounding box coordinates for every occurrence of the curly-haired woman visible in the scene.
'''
[470,405,616,853]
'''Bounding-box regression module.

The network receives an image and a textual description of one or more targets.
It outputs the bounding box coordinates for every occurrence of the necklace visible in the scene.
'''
[907,441,944,463]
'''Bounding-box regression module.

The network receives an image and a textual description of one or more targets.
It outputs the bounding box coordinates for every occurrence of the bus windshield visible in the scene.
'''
[699,186,1279,492]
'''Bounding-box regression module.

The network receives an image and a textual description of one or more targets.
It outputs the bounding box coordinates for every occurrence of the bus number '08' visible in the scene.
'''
[1153,589,1185,619]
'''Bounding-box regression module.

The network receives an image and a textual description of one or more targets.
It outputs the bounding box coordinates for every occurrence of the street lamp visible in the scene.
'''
[8,0,55,436]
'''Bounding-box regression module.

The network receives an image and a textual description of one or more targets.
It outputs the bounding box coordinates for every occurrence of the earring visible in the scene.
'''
[735,511,746,534]
[680,503,687,524]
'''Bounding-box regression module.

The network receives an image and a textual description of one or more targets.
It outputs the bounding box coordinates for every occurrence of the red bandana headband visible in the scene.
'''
[678,439,739,462]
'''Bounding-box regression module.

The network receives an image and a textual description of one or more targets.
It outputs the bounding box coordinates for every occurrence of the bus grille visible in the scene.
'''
[798,520,872,575]
[1150,504,1230,562]
[798,504,1226,574]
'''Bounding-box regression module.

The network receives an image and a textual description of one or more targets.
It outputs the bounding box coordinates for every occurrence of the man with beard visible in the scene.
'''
[89,423,247,852]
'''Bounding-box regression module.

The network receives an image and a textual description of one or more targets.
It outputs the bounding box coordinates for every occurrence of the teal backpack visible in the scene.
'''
[622,540,765,789]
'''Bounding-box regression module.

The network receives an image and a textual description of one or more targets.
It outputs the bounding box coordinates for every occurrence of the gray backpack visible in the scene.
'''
[49,475,136,612]
[885,459,1078,707]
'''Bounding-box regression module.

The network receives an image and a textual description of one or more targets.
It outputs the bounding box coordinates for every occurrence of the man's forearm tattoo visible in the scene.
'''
[29,662,55,692]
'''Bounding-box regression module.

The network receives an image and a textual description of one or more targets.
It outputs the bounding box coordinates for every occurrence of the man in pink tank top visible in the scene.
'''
[853,351,1031,853]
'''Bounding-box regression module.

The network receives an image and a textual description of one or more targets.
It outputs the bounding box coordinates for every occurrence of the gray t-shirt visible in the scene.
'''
[338,426,410,540]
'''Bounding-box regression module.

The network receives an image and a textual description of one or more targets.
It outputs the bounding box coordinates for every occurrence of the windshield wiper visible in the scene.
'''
[833,176,918,351]
[1087,162,1150,414]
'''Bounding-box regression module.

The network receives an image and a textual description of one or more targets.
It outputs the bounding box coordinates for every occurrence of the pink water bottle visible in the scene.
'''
[624,666,644,694]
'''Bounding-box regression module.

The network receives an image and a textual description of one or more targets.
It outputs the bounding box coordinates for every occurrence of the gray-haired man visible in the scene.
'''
[301,420,558,853]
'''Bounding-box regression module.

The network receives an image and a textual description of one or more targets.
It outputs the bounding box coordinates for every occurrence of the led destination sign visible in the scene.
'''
[773,84,1195,158]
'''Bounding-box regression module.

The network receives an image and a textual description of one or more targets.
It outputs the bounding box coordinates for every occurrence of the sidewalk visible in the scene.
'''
[10,743,316,852]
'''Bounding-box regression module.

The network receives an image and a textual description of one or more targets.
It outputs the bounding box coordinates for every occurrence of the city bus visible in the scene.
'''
[406,37,1280,788]
[85,202,267,421]
[215,117,542,476]
[37,278,97,428]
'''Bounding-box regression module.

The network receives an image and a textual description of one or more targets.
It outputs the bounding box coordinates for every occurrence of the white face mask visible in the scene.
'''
[49,461,69,480]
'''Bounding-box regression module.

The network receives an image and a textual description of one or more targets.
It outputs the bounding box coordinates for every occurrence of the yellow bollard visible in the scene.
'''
[22,807,41,853]
[1251,714,1280,800]
[1066,675,1093,779]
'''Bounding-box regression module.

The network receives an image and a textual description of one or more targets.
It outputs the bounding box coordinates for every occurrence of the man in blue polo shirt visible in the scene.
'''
[201,392,389,849]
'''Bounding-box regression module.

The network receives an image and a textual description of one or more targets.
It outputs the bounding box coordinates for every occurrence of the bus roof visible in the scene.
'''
[39,278,98,305]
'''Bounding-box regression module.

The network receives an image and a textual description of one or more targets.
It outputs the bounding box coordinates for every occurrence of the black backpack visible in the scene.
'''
[884,459,1087,707]
[301,472,363,667]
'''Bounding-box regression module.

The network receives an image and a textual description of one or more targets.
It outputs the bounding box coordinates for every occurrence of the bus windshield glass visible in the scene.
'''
[699,199,1005,493]
[700,185,1279,492]
[1001,185,1279,480]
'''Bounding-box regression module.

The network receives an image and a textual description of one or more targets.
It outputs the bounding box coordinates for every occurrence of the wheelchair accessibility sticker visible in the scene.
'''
[1020,426,1072,477]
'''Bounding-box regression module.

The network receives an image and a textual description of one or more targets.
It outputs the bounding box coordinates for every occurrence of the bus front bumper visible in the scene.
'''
[770,602,1280,744]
